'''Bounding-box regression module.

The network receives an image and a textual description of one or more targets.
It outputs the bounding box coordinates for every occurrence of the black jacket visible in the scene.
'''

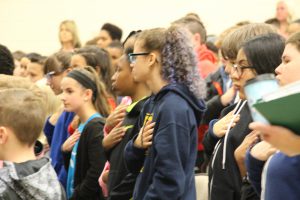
[202,67,226,124]
[63,118,106,200]
[106,97,148,200]
[124,83,206,200]
[203,102,252,200]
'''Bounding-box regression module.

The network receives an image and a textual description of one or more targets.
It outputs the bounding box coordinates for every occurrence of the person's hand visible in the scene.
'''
[213,111,240,138]
[220,87,237,106]
[105,103,128,130]
[102,122,126,150]
[134,120,155,149]
[62,130,80,152]
[234,131,259,177]
[102,170,109,184]
[250,122,300,156]
[235,130,259,162]
[69,115,80,132]
[250,140,276,161]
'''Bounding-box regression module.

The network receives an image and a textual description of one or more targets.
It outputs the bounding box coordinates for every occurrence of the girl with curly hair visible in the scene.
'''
[124,26,206,200]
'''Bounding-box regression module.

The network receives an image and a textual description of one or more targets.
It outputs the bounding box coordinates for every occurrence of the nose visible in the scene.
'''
[275,62,283,75]
[111,72,117,81]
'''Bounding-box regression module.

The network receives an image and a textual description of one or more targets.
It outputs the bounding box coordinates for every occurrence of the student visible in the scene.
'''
[43,51,73,188]
[97,23,123,49]
[0,75,66,199]
[172,16,218,78]
[203,23,276,200]
[124,26,206,200]
[44,51,73,95]
[246,32,300,200]
[106,41,123,71]
[102,31,150,199]
[232,33,285,200]
[61,66,110,199]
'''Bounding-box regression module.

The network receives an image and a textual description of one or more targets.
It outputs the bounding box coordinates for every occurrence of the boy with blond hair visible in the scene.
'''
[0,75,65,199]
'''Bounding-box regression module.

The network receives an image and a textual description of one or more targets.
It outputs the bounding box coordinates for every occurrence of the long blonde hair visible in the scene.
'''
[59,20,82,48]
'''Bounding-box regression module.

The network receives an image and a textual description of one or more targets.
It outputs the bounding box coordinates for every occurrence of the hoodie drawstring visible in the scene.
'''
[222,100,247,169]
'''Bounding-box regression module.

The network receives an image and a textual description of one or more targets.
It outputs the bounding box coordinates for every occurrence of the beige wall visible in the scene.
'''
[0,0,299,55]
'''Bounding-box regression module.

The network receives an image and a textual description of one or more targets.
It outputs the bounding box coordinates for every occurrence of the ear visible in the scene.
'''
[0,126,8,145]
[84,89,93,101]
[148,52,158,67]
[193,33,202,46]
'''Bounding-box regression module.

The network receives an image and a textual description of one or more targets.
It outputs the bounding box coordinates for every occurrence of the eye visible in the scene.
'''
[66,88,73,94]
[283,58,290,64]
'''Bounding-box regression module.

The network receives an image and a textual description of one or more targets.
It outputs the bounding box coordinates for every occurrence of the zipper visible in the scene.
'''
[209,140,222,199]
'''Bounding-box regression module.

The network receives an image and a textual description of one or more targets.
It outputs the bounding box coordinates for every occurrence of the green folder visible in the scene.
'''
[253,93,300,134]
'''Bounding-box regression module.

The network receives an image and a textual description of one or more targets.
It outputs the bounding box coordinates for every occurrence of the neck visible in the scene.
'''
[77,103,97,123]
[130,84,151,102]
[146,66,169,95]
[61,42,74,51]
[3,145,36,163]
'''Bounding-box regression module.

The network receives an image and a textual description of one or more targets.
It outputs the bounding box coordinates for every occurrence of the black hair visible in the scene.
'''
[123,30,142,55]
[101,23,123,41]
[26,53,46,65]
[242,33,285,75]
[206,41,219,54]
[0,44,14,75]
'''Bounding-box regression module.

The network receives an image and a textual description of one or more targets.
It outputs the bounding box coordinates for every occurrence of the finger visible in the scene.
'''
[144,122,155,132]
[115,121,124,128]
[143,141,152,147]
[144,134,153,142]
[144,128,154,137]
[115,112,126,118]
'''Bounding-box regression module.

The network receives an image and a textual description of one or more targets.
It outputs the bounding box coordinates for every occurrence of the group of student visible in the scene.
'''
[1,2,300,200]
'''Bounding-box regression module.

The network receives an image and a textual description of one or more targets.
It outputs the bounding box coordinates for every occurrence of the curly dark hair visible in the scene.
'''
[138,27,206,99]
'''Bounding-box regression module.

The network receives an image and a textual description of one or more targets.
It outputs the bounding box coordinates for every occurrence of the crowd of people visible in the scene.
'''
[0,0,300,199]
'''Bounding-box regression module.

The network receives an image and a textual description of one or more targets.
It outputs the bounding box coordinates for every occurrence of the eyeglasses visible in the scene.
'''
[232,64,254,77]
[128,52,150,64]
[46,70,63,80]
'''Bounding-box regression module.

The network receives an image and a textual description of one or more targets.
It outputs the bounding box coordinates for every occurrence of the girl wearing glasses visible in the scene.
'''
[246,32,300,200]
[124,27,206,200]
[203,24,283,200]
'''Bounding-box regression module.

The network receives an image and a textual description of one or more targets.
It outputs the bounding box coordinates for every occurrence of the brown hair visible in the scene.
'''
[137,27,206,99]
[172,16,207,44]
[70,66,111,117]
[0,75,46,146]
[286,31,300,51]
[221,23,276,60]
[44,51,72,74]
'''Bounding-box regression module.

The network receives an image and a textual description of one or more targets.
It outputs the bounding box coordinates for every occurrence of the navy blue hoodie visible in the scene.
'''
[124,83,205,200]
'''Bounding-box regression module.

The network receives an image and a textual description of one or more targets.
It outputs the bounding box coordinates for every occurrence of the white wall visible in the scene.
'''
[1,0,299,55]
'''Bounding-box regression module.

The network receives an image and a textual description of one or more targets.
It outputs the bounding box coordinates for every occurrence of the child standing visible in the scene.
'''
[0,75,65,199]
[124,27,206,200]
[61,67,110,199]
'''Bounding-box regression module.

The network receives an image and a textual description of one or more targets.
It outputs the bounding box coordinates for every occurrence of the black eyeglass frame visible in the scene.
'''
[128,52,150,63]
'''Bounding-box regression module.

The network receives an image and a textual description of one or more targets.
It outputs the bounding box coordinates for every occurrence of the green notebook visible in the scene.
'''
[253,92,300,134]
